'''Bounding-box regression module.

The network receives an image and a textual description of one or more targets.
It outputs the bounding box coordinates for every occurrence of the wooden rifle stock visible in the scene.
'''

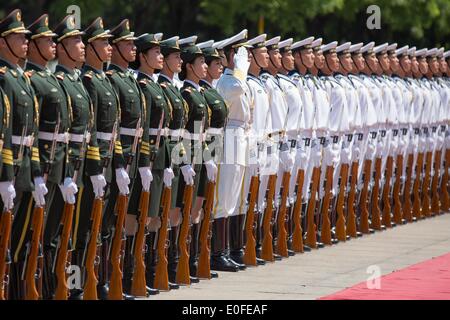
[440,149,450,212]
[0,210,12,300]
[53,203,75,300]
[412,153,424,219]
[261,175,276,262]
[24,206,44,300]
[393,154,404,225]
[291,168,305,252]
[198,181,215,278]
[403,154,414,222]
[131,190,150,297]
[382,156,394,228]
[336,163,349,241]
[422,151,433,217]
[154,188,171,291]
[176,185,194,285]
[431,150,442,215]
[370,158,382,230]
[83,198,103,300]
[108,194,128,300]
[359,159,372,234]
[346,161,358,238]
[275,172,290,257]
[243,176,259,266]
[305,167,320,248]
[320,166,333,245]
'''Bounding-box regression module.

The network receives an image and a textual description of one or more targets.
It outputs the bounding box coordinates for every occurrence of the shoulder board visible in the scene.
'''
[25,70,35,78]
[55,72,65,81]
[139,79,148,85]
[0,67,6,75]
[37,71,47,77]
[106,70,115,76]
[182,87,192,93]
[160,83,167,88]
[83,72,93,80]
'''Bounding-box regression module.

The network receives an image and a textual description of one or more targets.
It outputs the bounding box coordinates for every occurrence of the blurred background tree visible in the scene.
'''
[1,0,449,49]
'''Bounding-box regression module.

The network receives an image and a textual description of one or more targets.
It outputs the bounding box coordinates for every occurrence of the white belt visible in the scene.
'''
[149,128,168,137]
[167,128,184,138]
[183,131,205,141]
[38,131,70,143]
[120,127,143,137]
[70,133,91,143]
[97,132,113,141]
[206,127,224,136]
[12,135,34,147]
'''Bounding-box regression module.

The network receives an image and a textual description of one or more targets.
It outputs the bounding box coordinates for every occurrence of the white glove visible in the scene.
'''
[163,168,175,187]
[0,181,16,210]
[139,167,153,192]
[115,168,130,195]
[295,149,309,170]
[59,177,78,204]
[280,150,294,172]
[341,148,352,164]
[33,176,48,207]
[90,174,107,198]
[204,160,218,182]
[181,165,196,186]
[233,47,250,80]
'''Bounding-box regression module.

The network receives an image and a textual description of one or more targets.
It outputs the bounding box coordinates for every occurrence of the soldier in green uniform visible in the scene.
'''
[106,19,156,297]
[0,9,44,300]
[24,14,74,299]
[178,38,217,281]
[196,40,229,276]
[132,33,179,290]
[158,36,200,284]
[51,14,106,299]
[81,17,129,299]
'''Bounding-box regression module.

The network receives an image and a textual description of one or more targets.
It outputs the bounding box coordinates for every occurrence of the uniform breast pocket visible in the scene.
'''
[43,95,62,122]
[99,97,117,122]
[15,95,34,127]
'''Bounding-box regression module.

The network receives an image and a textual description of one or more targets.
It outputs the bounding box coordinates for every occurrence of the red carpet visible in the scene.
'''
[320,253,450,300]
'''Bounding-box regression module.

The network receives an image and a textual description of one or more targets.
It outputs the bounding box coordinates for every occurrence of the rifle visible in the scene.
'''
[261,174,277,262]
[197,180,215,278]
[412,152,424,220]
[440,148,450,212]
[243,175,259,266]
[431,149,442,215]
[422,150,433,218]
[0,115,27,300]
[176,116,203,285]
[359,159,372,234]
[393,154,404,225]
[346,160,358,238]
[320,164,333,245]
[335,162,349,242]
[83,116,119,300]
[402,154,414,223]
[53,126,90,300]
[23,114,60,300]
[305,166,320,249]
[275,171,290,257]
[131,111,164,297]
[108,118,142,300]
[381,155,394,228]
[370,157,382,230]
[291,168,305,252]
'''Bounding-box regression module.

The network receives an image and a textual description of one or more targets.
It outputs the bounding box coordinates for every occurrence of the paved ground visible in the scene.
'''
[149,213,450,300]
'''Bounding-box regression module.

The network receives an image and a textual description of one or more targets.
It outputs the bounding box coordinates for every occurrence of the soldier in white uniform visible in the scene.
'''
[213,29,252,269]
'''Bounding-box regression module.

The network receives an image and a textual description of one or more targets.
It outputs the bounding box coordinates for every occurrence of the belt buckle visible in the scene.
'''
[319,137,326,145]
[414,128,420,135]
[441,125,446,133]
[63,132,70,144]
[393,129,399,137]
[402,128,408,136]
[333,136,339,144]
[358,133,363,141]
[304,138,311,147]
[258,143,264,152]
[423,128,429,135]
[371,132,377,139]
[432,127,437,133]
[347,134,353,142]
[290,140,297,149]
[381,130,386,138]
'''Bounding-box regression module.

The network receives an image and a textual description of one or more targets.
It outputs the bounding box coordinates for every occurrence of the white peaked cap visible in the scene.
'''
[279,38,293,50]
[265,36,281,49]
[444,50,450,59]
[179,36,198,46]
[321,41,338,53]
[408,46,416,56]
[291,36,314,51]
[154,33,164,41]
[437,47,444,58]
[311,38,323,49]
[221,29,249,48]
[349,42,364,54]
[212,39,228,50]
[360,42,375,54]
[387,43,398,52]
[197,40,214,49]
[374,42,388,54]
[395,45,409,56]
[415,48,428,57]
[336,42,351,53]
[426,48,438,57]
[248,34,267,47]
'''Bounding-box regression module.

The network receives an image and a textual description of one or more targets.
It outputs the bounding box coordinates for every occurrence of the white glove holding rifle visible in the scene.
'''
[204,160,218,182]
[163,168,175,188]
[0,181,16,210]
[115,168,130,195]
[33,176,48,207]
[181,165,196,186]
[139,167,153,192]
[59,177,78,204]
[90,174,107,198]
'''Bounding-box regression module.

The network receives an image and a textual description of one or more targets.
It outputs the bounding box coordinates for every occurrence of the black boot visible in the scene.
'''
[144,232,160,295]
[188,223,200,283]
[210,218,239,272]
[68,249,84,300]
[271,208,282,261]
[286,205,296,256]
[167,226,179,284]
[228,215,247,269]
[97,240,109,300]
[253,212,266,266]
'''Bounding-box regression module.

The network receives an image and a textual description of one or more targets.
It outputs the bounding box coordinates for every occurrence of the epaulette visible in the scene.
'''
[139,78,148,85]
[37,71,47,77]
[0,67,6,75]
[83,71,93,80]
[160,83,167,88]
[182,87,192,93]
[55,72,65,81]
[106,70,115,76]
[25,70,35,78]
